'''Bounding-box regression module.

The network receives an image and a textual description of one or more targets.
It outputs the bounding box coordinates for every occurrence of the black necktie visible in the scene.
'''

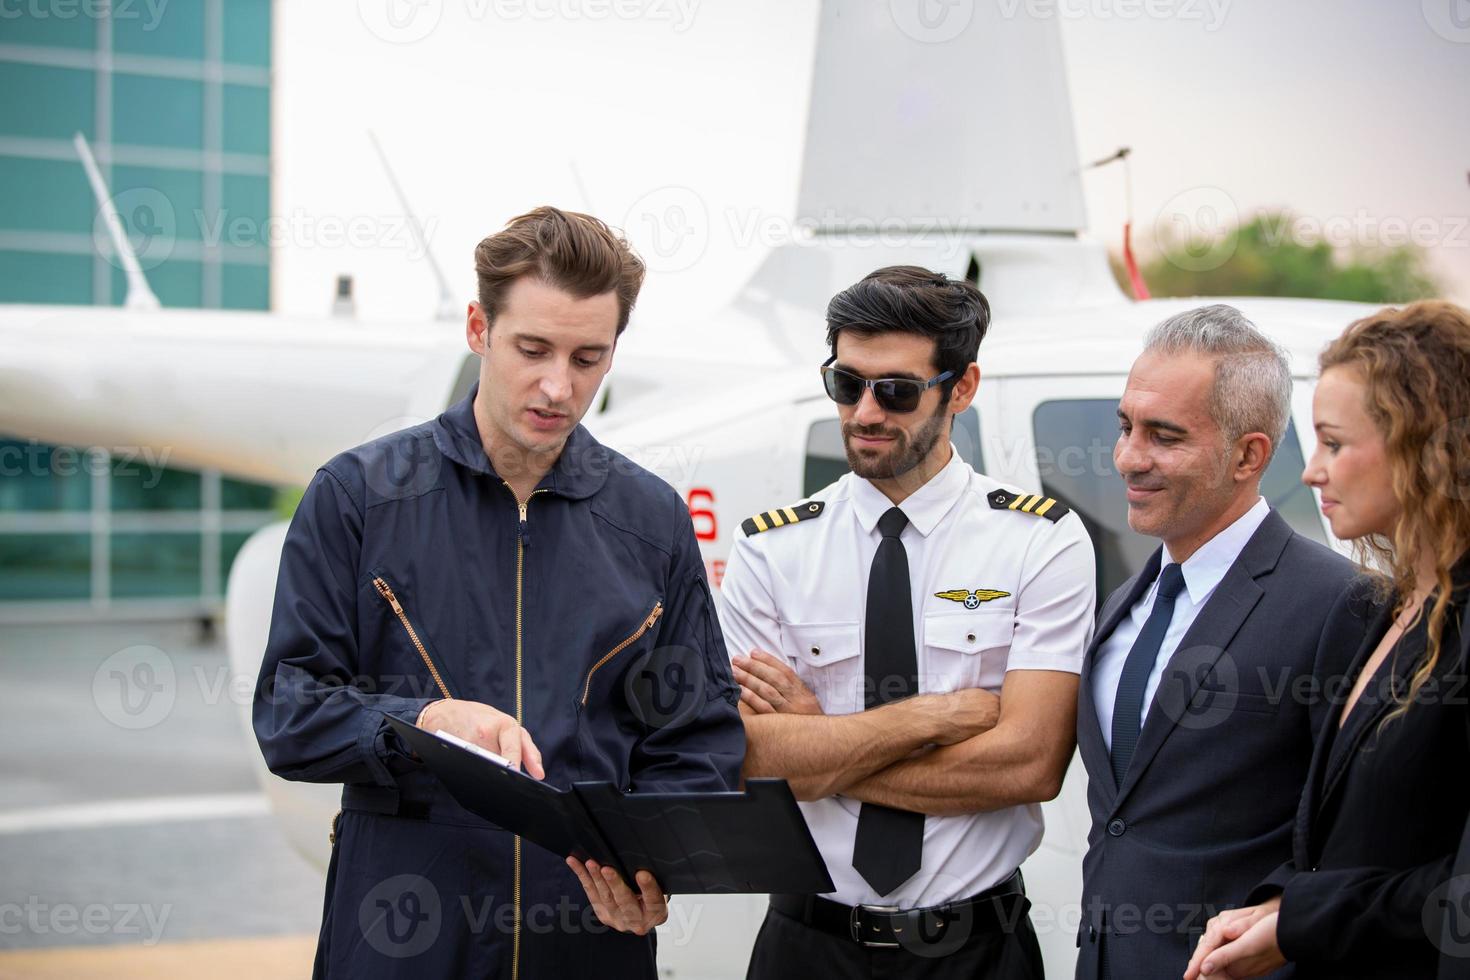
[1110,562,1187,784]
[852,506,924,896]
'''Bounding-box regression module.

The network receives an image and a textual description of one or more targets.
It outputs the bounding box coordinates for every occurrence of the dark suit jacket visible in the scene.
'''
[1440,591,1470,980]
[1074,510,1358,980]
[1250,557,1470,979]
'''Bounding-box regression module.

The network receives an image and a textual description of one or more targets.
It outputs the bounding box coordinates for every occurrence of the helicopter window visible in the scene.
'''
[447,354,479,407]
[1031,399,1328,603]
[802,406,986,498]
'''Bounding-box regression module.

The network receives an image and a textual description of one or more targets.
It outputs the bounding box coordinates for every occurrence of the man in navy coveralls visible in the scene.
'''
[253,206,744,979]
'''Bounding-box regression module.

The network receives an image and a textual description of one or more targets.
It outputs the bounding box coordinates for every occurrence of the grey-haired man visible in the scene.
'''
[1075,305,1358,979]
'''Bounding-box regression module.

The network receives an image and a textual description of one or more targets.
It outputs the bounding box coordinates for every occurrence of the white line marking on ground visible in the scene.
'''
[0,792,269,834]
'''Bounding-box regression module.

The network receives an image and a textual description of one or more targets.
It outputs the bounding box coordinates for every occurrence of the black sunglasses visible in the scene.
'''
[820,356,954,414]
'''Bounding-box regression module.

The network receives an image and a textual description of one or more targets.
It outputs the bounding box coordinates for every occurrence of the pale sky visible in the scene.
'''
[272,1,1470,325]
[1062,0,1470,303]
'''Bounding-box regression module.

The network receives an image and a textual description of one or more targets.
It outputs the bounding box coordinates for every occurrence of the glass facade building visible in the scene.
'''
[0,0,278,619]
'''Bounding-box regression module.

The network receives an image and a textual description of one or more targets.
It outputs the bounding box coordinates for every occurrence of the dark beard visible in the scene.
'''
[842,399,949,481]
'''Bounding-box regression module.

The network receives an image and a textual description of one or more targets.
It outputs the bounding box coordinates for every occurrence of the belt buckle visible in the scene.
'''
[849,904,902,948]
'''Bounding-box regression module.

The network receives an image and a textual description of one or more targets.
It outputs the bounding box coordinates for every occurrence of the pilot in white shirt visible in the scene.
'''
[719,265,1096,979]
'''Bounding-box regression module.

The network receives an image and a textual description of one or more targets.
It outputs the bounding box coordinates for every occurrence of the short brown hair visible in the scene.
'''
[474,206,646,335]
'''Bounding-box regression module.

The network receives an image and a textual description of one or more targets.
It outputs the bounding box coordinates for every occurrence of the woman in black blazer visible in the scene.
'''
[1185,300,1470,980]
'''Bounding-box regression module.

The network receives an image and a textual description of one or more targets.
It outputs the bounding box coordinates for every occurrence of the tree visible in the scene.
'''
[1115,210,1441,302]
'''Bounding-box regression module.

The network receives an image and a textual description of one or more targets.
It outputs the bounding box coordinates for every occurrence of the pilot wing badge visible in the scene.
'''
[741,501,825,537]
[935,589,1011,610]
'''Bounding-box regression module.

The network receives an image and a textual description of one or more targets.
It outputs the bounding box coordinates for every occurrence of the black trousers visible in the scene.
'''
[745,902,1046,980]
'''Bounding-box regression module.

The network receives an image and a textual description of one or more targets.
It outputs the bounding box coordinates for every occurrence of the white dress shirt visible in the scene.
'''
[719,447,1097,908]
[1091,496,1270,750]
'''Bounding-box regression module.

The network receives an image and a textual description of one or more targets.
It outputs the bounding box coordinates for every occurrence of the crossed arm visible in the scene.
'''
[736,652,1002,800]
[735,650,1078,815]
[721,522,1090,818]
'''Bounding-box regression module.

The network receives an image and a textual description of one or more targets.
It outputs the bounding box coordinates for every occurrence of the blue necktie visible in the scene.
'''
[1110,563,1186,784]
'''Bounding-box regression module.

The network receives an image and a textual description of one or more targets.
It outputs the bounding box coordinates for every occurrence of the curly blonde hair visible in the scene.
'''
[1319,300,1470,716]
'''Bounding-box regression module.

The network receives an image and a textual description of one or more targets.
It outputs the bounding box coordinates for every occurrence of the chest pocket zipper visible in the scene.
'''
[580,601,665,705]
[372,576,454,700]
[332,577,453,848]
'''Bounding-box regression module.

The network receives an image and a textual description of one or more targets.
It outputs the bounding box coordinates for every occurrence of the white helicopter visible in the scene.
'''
[0,4,1370,976]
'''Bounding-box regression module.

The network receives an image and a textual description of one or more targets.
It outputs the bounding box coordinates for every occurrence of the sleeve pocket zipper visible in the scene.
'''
[373,576,454,701]
[580,601,664,706]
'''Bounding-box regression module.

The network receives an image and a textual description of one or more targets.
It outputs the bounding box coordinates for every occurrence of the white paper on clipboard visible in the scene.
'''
[432,729,519,771]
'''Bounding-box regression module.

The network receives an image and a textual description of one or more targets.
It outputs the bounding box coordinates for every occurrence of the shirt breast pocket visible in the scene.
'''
[780,620,862,714]
[922,611,1012,693]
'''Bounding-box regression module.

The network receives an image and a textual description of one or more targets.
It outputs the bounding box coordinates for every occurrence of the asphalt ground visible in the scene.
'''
[0,620,325,977]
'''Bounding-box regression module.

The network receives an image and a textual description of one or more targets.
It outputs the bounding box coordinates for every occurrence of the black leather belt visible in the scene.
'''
[770,869,1028,949]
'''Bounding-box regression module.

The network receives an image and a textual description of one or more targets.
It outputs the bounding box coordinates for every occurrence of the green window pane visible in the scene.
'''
[1259,421,1327,545]
[220,172,268,241]
[222,84,269,155]
[0,533,92,600]
[0,63,94,140]
[1031,399,1153,604]
[0,250,95,304]
[110,164,203,245]
[221,477,276,510]
[220,530,253,585]
[110,459,200,510]
[220,174,264,218]
[220,261,268,310]
[0,8,96,48]
[110,532,201,598]
[221,0,271,66]
[110,0,204,60]
[109,257,202,307]
[0,440,94,510]
[112,74,203,149]
[0,155,95,234]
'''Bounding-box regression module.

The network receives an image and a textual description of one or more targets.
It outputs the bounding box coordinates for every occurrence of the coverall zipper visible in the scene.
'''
[506,482,546,980]
[350,577,453,849]
[372,576,453,700]
[580,601,666,705]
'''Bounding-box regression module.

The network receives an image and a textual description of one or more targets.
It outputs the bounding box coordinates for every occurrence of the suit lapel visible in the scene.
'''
[1290,596,1380,865]
[1092,551,1162,678]
[1319,601,1418,810]
[1113,567,1263,807]
[1113,512,1292,809]
[1078,551,1162,792]
[1292,735,1327,869]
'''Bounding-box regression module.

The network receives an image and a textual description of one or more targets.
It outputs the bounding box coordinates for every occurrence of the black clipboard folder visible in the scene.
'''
[386,714,834,895]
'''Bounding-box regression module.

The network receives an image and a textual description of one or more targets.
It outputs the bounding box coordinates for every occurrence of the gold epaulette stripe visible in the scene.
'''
[742,500,826,536]
[990,488,1070,523]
